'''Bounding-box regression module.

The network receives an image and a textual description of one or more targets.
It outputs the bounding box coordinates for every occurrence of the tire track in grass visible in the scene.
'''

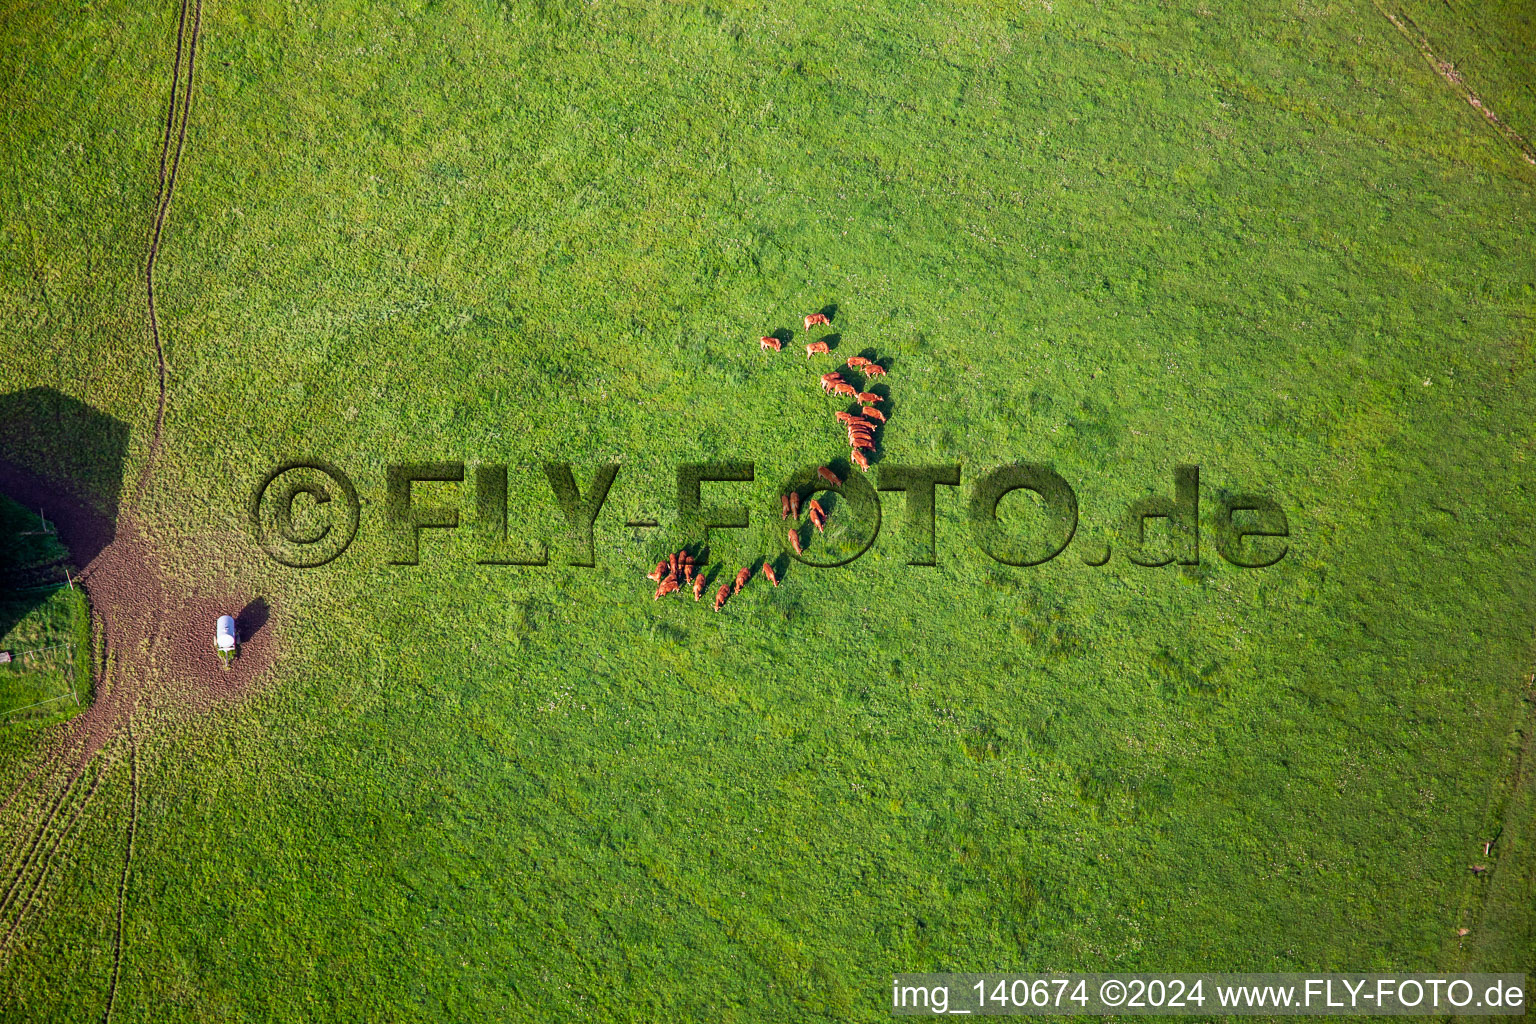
[0,0,204,999]
[134,0,201,502]
[101,723,137,1024]
[0,576,112,819]
[0,756,110,951]
[101,0,201,1013]
[0,648,133,948]
[0,759,88,923]
[0,738,83,850]
[0,727,91,816]
[1455,675,1536,963]
[0,613,127,917]
[0,638,120,911]
[1372,0,1536,168]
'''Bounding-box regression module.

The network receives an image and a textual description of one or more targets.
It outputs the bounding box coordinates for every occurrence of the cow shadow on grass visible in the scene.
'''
[0,387,130,642]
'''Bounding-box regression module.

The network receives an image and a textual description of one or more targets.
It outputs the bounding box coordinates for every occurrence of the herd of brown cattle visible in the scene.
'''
[779,313,891,473]
[647,548,780,612]
[645,312,894,611]
[779,313,894,556]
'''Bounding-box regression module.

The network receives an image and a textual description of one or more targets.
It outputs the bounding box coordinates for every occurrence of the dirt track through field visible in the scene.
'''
[134,0,201,502]
[0,1,255,1012]
[0,757,108,951]
[103,2,202,1012]
[1372,0,1536,168]
[101,725,136,1024]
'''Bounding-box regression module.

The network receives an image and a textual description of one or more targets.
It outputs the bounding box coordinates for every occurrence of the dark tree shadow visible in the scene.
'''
[236,597,270,644]
[0,387,130,641]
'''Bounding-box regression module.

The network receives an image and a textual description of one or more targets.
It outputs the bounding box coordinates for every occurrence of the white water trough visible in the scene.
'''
[215,614,237,654]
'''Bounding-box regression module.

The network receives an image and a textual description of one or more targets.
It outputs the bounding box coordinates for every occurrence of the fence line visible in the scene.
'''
[0,692,77,718]
[5,642,76,660]
[0,641,82,719]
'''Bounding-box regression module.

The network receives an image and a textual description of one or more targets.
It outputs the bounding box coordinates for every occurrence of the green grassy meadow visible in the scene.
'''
[2,0,1535,1019]
[0,588,89,724]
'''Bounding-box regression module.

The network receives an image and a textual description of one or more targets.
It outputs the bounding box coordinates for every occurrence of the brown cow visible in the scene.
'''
[851,449,870,471]
[856,391,881,404]
[805,341,830,357]
[762,562,778,586]
[788,528,804,554]
[733,565,752,594]
[693,573,707,600]
[760,336,782,351]
[861,406,886,423]
[654,577,679,599]
[804,312,831,331]
[790,492,802,518]
[781,494,791,520]
[830,382,857,398]
[817,466,841,487]
[714,583,731,611]
[863,363,886,377]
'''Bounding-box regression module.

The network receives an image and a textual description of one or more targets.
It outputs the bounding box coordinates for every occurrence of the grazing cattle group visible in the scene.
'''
[770,309,896,560]
[760,309,893,480]
[647,546,771,612]
[807,499,827,533]
[648,549,697,599]
[648,310,897,610]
